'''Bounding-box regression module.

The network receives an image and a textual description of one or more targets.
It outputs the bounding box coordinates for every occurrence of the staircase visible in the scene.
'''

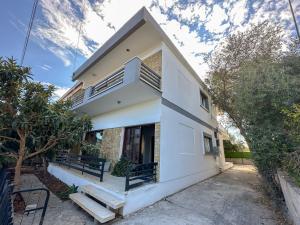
[70,185,125,224]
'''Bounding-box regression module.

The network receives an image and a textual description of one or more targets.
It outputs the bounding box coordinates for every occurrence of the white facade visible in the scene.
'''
[51,7,228,216]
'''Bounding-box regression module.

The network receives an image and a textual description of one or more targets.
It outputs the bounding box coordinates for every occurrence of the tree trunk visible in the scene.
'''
[42,155,47,175]
[14,155,23,187]
[14,135,26,187]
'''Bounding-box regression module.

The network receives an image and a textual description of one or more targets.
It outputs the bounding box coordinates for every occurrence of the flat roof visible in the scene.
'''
[72,7,207,90]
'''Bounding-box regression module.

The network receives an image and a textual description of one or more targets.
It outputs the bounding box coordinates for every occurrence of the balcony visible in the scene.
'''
[72,57,162,116]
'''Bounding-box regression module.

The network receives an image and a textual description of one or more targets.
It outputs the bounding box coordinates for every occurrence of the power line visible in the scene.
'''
[20,0,39,65]
[72,0,86,72]
[288,0,300,42]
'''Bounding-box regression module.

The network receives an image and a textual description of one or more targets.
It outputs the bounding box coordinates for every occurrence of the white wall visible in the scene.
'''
[159,43,222,183]
[161,43,218,127]
[160,105,219,182]
[91,99,161,130]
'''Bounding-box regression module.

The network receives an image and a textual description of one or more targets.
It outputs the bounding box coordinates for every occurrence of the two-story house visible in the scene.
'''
[48,7,229,224]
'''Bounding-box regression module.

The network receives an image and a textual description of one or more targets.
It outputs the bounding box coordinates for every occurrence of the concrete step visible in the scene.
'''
[69,193,115,223]
[81,185,125,209]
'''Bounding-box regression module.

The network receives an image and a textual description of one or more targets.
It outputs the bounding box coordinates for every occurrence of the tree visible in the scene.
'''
[206,22,283,140]
[233,59,300,189]
[223,140,239,152]
[206,22,300,194]
[0,58,92,186]
[283,104,300,144]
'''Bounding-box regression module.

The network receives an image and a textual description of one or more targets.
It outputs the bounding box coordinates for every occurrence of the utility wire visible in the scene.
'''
[288,0,300,42]
[20,0,39,65]
[72,0,86,72]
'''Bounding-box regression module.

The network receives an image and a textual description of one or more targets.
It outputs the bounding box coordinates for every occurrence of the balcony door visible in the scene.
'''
[123,125,154,164]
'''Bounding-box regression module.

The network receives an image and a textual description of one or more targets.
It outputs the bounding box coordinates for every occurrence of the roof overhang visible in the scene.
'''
[72,7,207,89]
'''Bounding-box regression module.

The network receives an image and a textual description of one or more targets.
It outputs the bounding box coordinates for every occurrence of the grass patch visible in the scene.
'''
[225,151,252,159]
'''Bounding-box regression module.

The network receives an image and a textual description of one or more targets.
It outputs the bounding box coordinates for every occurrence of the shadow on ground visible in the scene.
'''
[15,165,286,225]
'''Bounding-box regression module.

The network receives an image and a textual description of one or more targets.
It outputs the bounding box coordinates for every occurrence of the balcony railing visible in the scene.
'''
[71,57,161,108]
[140,63,161,91]
[71,91,84,107]
[90,67,125,98]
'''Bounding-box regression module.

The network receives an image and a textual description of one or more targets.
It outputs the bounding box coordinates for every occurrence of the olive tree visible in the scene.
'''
[206,22,300,193]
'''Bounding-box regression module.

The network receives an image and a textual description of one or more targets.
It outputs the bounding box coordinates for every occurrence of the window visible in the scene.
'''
[203,134,213,154]
[85,130,103,145]
[200,90,209,111]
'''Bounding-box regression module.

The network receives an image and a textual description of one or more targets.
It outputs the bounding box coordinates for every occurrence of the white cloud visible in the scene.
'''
[229,0,247,26]
[32,0,299,79]
[39,64,52,71]
[40,81,69,100]
[54,86,70,99]
[205,5,229,33]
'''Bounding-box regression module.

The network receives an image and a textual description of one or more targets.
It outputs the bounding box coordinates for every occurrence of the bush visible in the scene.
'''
[283,150,300,187]
[111,157,132,177]
[57,184,78,200]
[225,151,252,159]
[223,140,239,152]
[81,142,99,157]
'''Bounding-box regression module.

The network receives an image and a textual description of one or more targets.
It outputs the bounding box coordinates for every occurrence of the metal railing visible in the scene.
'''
[71,91,84,107]
[0,168,50,225]
[71,59,161,108]
[0,168,13,225]
[90,68,125,98]
[13,188,50,225]
[125,162,158,191]
[140,63,161,91]
[55,154,106,182]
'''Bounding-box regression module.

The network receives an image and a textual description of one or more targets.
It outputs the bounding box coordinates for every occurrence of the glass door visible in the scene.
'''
[123,126,142,164]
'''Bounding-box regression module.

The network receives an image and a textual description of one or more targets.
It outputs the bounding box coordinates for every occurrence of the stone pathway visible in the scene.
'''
[14,174,94,225]
[14,165,286,225]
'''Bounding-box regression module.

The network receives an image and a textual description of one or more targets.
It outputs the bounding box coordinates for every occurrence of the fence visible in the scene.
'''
[125,162,158,191]
[55,154,106,182]
[0,168,50,225]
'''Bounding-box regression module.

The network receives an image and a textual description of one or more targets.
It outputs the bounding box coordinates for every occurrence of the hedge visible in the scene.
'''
[225,151,252,159]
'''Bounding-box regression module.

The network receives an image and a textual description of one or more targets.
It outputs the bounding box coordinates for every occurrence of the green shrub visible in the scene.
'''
[111,157,132,177]
[225,151,252,159]
[223,140,239,152]
[81,142,99,157]
[57,184,78,200]
[283,150,300,187]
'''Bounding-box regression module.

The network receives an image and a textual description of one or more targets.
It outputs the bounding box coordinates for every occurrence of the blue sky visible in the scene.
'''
[1,0,299,98]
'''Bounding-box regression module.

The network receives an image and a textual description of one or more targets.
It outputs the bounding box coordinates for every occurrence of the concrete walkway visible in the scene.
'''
[115,165,284,225]
[15,165,285,225]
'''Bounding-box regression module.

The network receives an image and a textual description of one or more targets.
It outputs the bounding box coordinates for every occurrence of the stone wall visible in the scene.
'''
[142,51,162,76]
[100,128,123,169]
[154,123,160,181]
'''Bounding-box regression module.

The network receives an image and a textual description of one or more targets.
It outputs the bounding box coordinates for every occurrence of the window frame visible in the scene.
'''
[200,90,210,111]
[85,130,104,145]
[203,133,213,155]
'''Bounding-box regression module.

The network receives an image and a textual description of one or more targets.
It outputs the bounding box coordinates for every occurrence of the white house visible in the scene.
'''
[48,7,230,223]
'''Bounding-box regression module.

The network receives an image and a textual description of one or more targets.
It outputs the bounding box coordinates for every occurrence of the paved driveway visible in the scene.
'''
[114,165,285,225]
[16,165,285,225]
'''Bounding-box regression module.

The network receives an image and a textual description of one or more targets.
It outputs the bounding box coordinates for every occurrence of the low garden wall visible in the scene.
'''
[225,151,253,165]
[278,170,300,225]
